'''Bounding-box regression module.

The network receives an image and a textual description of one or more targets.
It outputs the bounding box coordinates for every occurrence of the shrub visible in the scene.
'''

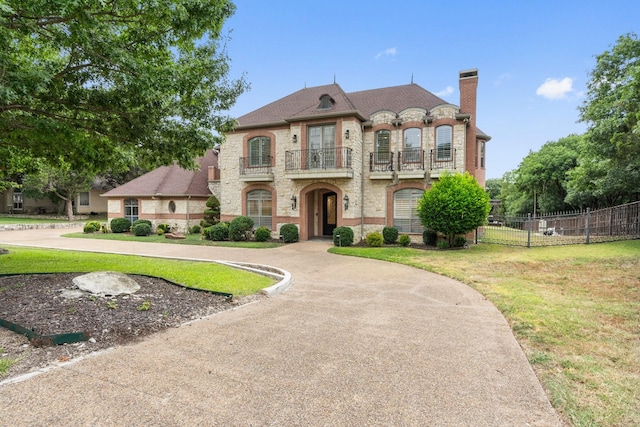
[398,234,412,246]
[423,229,438,246]
[279,224,299,243]
[189,225,201,235]
[382,226,399,244]
[156,228,165,236]
[83,220,102,233]
[206,222,229,241]
[132,222,151,236]
[437,240,450,249]
[333,226,354,247]
[110,217,131,233]
[132,219,152,229]
[201,195,221,228]
[157,223,171,234]
[229,216,254,241]
[454,235,467,247]
[254,226,271,242]
[366,231,383,247]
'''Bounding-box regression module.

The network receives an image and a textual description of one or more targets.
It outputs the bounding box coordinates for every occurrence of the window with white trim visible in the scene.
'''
[246,190,272,229]
[403,127,421,162]
[248,136,271,167]
[436,125,452,161]
[375,130,390,163]
[393,189,423,233]
[79,192,90,206]
[124,198,139,223]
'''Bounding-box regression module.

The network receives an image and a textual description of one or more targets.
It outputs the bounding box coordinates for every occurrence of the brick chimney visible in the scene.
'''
[459,69,482,185]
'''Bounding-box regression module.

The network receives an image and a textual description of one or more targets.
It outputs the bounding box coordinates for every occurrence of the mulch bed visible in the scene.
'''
[0,273,260,383]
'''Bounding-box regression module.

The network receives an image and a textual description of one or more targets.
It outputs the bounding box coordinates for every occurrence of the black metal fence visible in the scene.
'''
[477,201,640,247]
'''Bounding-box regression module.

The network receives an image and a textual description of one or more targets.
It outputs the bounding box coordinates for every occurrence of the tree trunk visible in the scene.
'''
[65,197,74,221]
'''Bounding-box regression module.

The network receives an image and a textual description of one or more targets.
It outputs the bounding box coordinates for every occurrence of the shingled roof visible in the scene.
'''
[236,83,448,129]
[102,150,217,198]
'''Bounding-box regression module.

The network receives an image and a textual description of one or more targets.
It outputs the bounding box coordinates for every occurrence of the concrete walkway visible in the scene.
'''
[0,228,562,426]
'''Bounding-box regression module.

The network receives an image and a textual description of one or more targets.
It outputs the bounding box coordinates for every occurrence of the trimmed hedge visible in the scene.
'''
[423,229,438,246]
[83,220,102,233]
[254,226,271,242]
[333,226,354,246]
[206,222,229,241]
[366,232,383,247]
[110,217,131,233]
[279,223,299,243]
[229,216,254,241]
[132,222,151,236]
[398,234,412,246]
[382,226,398,244]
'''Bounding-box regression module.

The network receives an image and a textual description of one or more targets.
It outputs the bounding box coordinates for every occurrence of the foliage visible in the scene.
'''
[418,172,490,245]
[110,217,131,233]
[333,226,354,247]
[0,0,247,180]
[188,225,201,235]
[365,232,383,247]
[83,221,102,233]
[436,240,450,249]
[575,33,640,207]
[132,222,151,236]
[382,226,398,244]
[423,229,438,246]
[132,219,152,229]
[254,226,271,242]
[398,234,411,247]
[454,236,467,247]
[205,222,229,241]
[201,195,221,228]
[157,223,171,233]
[279,224,299,243]
[484,178,502,199]
[229,216,254,241]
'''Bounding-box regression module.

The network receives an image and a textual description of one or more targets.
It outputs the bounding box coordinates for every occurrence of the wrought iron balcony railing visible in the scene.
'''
[369,152,394,172]
[285,148,352,171]
[430,148,456,172]
[397,149,425,171]
[239,155,273,175]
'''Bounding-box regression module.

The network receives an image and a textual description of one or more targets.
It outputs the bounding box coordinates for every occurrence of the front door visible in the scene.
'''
[322,192,337,236]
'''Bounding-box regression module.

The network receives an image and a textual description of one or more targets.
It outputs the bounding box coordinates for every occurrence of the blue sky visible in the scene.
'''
[221,0,640,179]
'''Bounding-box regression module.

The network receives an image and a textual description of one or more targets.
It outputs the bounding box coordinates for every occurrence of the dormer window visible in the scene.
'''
[318,94,334,110]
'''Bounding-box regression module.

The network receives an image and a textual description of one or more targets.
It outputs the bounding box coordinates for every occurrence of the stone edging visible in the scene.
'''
[214,260,292,297]
[0,223,83,232]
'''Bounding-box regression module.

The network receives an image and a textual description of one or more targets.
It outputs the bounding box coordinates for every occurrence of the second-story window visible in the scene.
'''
[480,141,486,168]
[375,130,390,163]
[403,128,421,162]
[308,124,336,168]
[248,136,271,167]
[436,125,452,161]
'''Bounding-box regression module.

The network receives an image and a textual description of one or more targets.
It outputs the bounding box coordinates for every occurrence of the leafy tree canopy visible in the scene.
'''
[418,172,490,244]
[0,0,248,178]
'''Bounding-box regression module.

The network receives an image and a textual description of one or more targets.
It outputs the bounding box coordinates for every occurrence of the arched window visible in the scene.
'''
[168,201,176,213]
[403,127,421,162]
[393,189,423,233]
[246,190,272,229]
[124,198,139,223]
[248,136,271,167]
[375,130,391,163]
[436,125,452,161]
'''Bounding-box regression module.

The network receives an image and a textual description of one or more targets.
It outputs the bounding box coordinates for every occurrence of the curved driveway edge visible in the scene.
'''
[0,228,563,426]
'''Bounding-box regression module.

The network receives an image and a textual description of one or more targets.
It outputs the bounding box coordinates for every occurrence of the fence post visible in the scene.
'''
[527,213,532,248]
[586,207,591,244]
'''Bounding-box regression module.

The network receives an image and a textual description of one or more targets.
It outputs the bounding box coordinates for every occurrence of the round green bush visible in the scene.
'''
[436,240,450,249]
[366,231,383,247]
[229,216,254,241]
[382,226,399,244]
[132,222,151,236]
[83,222,99,233]
[157,223,171,233]
[279,224,299,243]
[110,217,131,233]
[254,226,271,242]
[207,222,229,241]
[454,235,467,247]
[189,225,201,235]
[333,226,354,246]
[398,234,412,246]
[132,219,152,229]
[423,229,438,246]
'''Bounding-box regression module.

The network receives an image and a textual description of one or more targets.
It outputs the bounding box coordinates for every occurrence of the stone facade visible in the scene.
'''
[218,70,489,241]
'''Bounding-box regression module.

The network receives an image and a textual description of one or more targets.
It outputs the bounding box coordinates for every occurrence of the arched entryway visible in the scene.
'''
[299,183,343,240]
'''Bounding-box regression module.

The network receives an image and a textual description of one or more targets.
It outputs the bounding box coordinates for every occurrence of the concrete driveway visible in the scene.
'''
[0,228,562,426]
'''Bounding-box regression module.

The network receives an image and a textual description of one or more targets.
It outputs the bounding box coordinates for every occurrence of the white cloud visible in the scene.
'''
[536,77,574,100]
[374,47,397,60]
[435,86,454,97]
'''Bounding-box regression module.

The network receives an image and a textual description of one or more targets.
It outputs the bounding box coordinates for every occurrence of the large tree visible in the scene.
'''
[574,33,640,206]
[0,0,247,180]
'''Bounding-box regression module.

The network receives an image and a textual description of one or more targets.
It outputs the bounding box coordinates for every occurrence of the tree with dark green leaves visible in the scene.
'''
[0,0,248,192]
[417,172,490,246]
[573,33,640,206]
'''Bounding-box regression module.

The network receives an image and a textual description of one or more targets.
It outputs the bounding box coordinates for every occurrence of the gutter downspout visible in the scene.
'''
[187,195,191,232]
[360,123,365,241]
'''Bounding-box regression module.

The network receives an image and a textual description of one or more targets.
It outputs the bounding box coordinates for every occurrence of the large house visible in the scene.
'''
[215,69,489,241]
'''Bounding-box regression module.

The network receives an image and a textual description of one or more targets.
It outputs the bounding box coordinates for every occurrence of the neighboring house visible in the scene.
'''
[217,69,490,241]
[102,150,218,232]
[1,183,108,215]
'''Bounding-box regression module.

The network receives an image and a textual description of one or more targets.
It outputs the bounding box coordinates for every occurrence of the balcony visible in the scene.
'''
[285,148,353,179]
[239,156,274,182]
[397,149,426,179]
[369,152,394,180]
[430,148,457,177]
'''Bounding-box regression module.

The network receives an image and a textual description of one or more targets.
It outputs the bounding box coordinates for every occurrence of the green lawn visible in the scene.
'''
[0,216,82,224]
[330,240,640,427]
